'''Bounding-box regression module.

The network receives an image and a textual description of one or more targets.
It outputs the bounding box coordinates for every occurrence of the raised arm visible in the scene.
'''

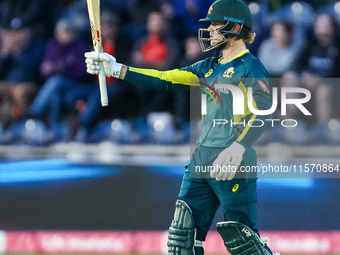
[85,51,200,91]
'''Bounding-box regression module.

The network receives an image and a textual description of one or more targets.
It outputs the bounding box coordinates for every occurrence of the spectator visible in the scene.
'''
[101,11,133,65]
[27,19,91,129]
[130,11,180,120]
[258,21,303,78]
[131,12,179,70]
[0,0,53,39]
[56,0,93,44]
[127,0,160,25]
[285,14,340,124]
[124,0,161,41]
[0,27,45,126]
[170,0,214,35]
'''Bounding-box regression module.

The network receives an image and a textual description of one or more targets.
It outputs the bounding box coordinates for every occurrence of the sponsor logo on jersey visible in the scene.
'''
[208,5,213,14]
[204,69,213,77]
[258,80,269,94]
[222,67,235,78]
[232,184,239,192]
[216,87,230,94]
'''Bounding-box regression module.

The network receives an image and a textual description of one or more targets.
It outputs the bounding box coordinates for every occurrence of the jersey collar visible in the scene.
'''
[218,49,250,63]
[230,49,249,61]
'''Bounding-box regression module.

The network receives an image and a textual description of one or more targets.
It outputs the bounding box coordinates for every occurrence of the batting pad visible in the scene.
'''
[168,200,196,255]
[216,221,270,255]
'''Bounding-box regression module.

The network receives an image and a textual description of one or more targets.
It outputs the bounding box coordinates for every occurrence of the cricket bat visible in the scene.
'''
[86,0,108,106]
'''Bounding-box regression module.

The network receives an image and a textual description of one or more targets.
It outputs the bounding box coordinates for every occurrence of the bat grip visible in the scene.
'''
[98,61,108,106]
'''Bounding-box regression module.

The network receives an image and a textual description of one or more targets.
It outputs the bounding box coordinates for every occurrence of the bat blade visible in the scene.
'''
[86,0,108,106]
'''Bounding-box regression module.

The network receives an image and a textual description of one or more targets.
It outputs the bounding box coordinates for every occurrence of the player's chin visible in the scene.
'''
[210,38,223,46]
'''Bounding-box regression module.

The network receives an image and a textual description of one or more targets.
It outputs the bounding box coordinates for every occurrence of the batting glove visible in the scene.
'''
[85,51,123,78]
[211,142,245,181]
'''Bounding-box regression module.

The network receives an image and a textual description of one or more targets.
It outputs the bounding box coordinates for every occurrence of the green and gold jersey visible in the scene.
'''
[124,49,271,148]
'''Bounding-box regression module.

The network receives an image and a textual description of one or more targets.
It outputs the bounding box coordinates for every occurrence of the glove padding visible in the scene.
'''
[211,142,245,181]
[85,51,123,78]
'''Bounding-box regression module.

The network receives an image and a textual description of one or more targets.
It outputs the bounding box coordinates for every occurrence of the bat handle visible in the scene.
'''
[98,61,108,106]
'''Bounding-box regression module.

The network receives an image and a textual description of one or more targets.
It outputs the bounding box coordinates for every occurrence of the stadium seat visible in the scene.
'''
[326,118,340,145]
[175,119,202,145]
[133,117,150,144]
[21,119,48,146]
[50,122,71,143]
[89,119,135,144]
[267,122,285,143]
[6,120,28,145]
[6,119,48,145]
[283,119,308,145]
[177,121,191,144]
[253,128,270,146]
[187,119,202,143]
[308,122,329,145]
[146,112,177,145]
[308,119,340,145]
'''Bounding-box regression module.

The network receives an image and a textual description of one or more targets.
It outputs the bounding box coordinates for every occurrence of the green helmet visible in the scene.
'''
[198,0,253,52]
[199,0,252,30]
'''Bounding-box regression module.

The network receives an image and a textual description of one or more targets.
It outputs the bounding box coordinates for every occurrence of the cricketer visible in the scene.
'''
[85,0,280,254]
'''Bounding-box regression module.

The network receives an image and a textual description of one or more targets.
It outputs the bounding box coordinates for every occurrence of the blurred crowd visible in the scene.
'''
[1,0,340,145]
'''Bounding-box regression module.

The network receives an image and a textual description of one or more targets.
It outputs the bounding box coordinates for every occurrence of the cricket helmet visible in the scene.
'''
[198,0,253,51]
